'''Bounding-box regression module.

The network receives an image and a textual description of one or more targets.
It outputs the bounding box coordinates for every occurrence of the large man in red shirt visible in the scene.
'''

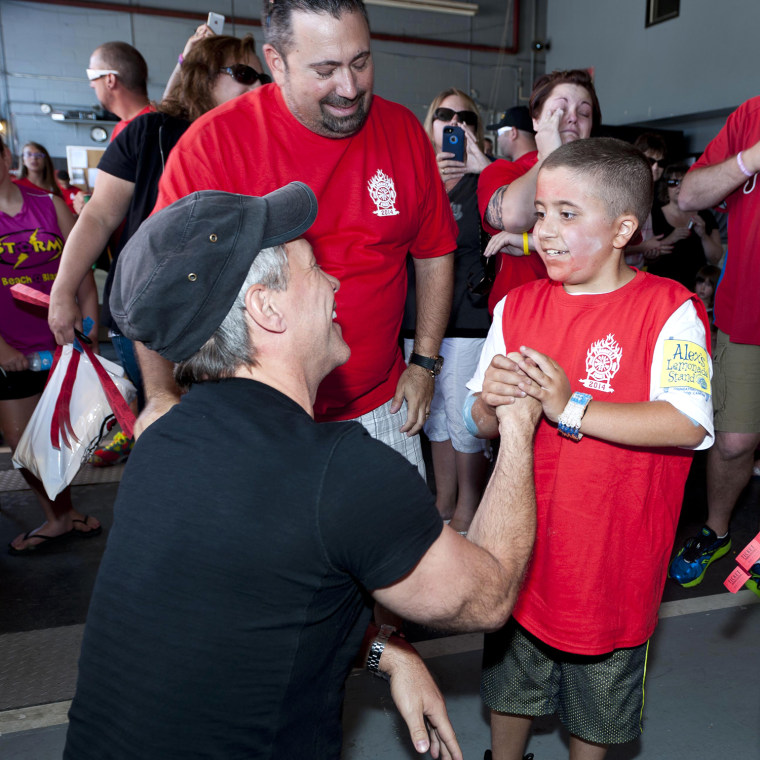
[140,0,456,472]
[668,97,760,595]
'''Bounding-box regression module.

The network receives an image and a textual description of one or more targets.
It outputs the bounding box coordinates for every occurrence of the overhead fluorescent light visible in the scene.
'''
[366,0,478,16]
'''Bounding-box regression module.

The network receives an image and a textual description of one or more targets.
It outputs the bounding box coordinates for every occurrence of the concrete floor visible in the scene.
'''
[1,445,759,759]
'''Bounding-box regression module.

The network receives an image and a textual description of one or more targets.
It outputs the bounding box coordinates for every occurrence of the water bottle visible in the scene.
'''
[26,350,54,371]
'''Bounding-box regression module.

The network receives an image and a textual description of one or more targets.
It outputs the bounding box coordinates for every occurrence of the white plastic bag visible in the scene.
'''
[13,345,136,500]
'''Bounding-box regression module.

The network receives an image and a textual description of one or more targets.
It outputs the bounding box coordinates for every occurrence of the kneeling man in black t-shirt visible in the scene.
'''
[64,182,541,760]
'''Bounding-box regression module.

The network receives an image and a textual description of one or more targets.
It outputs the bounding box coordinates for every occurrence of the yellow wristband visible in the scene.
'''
[523,232,531,255]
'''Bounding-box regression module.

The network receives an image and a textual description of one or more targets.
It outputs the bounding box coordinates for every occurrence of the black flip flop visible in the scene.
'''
[73,516,103,539]
[8,528,75,556]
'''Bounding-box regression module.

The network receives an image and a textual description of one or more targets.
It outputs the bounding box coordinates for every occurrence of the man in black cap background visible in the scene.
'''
[63,183,542,760]
[488,105,536,162]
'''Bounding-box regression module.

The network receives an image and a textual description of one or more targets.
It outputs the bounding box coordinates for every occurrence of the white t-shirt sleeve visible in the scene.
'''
[650,300,714,450]
[466,296,508,393]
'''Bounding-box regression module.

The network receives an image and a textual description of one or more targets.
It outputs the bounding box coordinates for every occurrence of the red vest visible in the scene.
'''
[502,272,707,654]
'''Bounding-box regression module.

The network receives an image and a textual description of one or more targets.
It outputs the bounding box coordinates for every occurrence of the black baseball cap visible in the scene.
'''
[110,183,318,362]
[487,105,535,134]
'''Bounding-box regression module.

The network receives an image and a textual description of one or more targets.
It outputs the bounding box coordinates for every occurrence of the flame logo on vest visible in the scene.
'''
[367,170,400,216]
[580,333,622,393]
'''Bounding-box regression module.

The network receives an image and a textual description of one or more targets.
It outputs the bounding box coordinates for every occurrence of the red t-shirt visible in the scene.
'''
[477,152,547,313]
[155,85,457,421]
[502,272,705,654]
[691,96,760,344]
[111,104,154,142]
[13,176,54,194]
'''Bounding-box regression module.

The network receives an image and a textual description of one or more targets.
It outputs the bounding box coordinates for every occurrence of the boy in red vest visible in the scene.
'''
[465,138,713,760]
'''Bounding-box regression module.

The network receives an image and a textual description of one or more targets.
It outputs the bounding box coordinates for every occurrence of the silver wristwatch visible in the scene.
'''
[366,624,396,680]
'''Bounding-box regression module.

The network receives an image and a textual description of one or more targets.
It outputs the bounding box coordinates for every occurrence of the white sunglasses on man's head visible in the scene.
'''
[86,69,119,81]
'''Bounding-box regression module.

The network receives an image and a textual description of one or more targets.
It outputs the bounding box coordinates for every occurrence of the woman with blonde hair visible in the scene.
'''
[403,87,492,533]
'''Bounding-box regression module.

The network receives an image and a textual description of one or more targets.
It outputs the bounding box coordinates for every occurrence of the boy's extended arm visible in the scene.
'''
[513,346,707,449]
[572,399,706,448]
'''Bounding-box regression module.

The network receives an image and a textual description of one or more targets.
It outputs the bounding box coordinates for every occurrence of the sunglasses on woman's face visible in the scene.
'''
[219,65,272,86]
[666,178,682,187]
[433,107,478,127]
[646,156,664,167]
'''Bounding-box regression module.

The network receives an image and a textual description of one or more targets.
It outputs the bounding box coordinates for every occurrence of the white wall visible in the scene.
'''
[0,0,548,161]
[544,0,759,149]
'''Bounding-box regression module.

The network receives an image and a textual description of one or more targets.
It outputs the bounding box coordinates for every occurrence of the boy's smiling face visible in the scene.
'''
[534,166,637,294]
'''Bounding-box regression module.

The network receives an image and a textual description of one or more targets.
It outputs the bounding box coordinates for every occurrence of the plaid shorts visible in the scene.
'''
[353,398,426,480]
[481,620,648,745]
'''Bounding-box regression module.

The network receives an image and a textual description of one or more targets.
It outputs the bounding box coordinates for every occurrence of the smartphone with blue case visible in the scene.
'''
[442,125,465,163]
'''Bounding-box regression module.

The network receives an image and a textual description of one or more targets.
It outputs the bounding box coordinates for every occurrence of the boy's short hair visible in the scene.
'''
[541,137,653,229]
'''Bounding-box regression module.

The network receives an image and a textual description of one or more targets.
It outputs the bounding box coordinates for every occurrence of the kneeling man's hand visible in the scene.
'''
[381,636,462,760]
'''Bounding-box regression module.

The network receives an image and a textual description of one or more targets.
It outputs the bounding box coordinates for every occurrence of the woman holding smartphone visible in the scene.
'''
[403,88,492,533]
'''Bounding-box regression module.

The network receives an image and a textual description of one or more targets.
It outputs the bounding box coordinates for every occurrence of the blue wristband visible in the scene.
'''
[462,393,480,437]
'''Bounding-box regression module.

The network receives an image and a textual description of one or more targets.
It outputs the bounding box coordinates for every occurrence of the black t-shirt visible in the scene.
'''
[97,112,190,327]
[403,173,491,338]
[65,379,441,760]
[648,206,717,289]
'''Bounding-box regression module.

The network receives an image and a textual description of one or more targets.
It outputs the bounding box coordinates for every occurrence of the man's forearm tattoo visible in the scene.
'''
[486,185,508,230]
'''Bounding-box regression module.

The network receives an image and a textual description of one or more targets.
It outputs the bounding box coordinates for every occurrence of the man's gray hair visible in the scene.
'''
[174,245,290,388]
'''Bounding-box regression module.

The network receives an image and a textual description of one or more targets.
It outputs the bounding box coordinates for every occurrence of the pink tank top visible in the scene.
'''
[0,184,63,353]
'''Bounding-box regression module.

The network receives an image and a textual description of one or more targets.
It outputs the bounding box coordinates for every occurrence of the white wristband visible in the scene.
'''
[737,151,754,178]
[557,392,592,441]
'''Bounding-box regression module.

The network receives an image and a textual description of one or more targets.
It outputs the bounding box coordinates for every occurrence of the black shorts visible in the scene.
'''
[481,619,648,745]
[0,369,49,401]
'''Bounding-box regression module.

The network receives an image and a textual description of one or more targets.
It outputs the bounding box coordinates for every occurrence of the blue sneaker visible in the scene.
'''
[668,526,732,588]
[745,562,760,598]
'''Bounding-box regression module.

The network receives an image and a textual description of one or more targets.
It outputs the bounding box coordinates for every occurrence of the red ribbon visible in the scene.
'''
[11,282,136,446]
[10,283,50,308]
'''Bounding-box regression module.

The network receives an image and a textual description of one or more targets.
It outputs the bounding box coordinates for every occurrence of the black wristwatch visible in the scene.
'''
[409,352,444,377]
